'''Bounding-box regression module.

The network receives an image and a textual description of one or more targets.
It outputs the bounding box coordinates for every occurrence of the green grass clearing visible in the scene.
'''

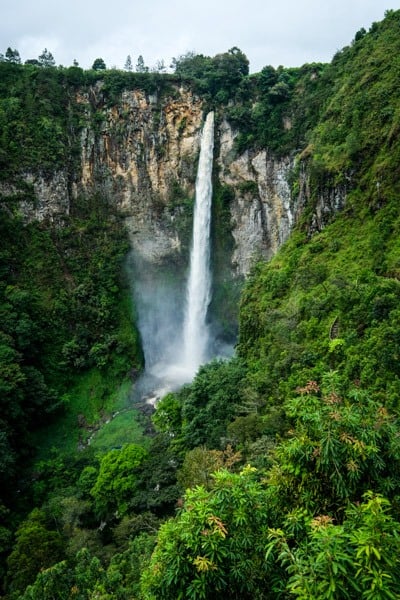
[32,372,145,461]
[88,409,150,453]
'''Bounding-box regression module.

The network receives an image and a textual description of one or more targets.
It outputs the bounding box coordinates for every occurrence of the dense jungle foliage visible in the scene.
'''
[1,8,400,599]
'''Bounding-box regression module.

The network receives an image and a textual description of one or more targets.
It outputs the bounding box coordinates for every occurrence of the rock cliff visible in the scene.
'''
[3,83,345,275]
[217,118,295,275]
[78,84,205,264]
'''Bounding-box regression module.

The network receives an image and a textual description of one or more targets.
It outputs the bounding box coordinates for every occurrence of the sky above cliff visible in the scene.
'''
[1,0,393,72]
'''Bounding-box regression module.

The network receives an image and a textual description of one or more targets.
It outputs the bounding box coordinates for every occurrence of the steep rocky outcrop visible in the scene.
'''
[76,89,306,274]
[217,118,295,274]
[0,172,71,222]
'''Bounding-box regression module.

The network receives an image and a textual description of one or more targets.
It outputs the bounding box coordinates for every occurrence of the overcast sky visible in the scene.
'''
[1,1,394,73]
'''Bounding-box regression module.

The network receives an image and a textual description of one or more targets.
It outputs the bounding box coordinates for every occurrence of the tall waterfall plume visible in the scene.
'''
[130,111,216,402]
[181,110,214,376]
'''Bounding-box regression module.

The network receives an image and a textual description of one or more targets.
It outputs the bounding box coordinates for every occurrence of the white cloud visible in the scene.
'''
[0,0,391,72]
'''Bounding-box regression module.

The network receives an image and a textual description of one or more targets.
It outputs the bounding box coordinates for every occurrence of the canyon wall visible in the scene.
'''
[4,83,346,275]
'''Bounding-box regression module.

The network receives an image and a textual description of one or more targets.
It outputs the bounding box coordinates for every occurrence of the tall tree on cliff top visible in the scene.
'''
[124,54,133,71]
[5,47,21,63]
[92,57,106,70]
[38,48,55,67]
[135,55,148,73]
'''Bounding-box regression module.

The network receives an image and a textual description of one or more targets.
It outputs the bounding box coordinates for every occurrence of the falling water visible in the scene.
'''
[181,111,214,375]
[130,111,215,402]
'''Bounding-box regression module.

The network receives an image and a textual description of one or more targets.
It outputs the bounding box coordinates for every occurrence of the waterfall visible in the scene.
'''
[181,110,214,376]
[130,111,215,402]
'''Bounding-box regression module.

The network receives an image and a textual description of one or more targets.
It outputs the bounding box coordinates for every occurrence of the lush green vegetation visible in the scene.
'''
[0,181,143,587]
[1,8,400,600]
[171,47,249,102]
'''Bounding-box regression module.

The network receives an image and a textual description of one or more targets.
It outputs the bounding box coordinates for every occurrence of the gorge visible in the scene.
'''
[1,10,400,598]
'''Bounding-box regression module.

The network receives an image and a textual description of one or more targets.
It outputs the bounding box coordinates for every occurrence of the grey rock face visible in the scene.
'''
[218,119,295,274]
[8,87,345,274]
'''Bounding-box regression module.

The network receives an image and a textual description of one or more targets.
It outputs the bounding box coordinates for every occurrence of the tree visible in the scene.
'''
[5,509,64,595]
[90,443,148,519]
[106,533,155,598]
[132,433,181,515]
[177,445,241,492]
[354,27,367,42]
[141,467,271,599]
[5,47,21,64]
[181,358,247,448]
[22,539,155,600]
[170,48,249,98]
[259,65,278,91]
[267,493,400,599]
[171,51,206,75]
[92,57,106,71]
[124,54,132,71]
[153,59,166,73]
[177,446,225,491]
[135,55,148,73]
[38,48,55,67]
[269,374,400,517]
[152,392,182,438]
[21,548,107,600]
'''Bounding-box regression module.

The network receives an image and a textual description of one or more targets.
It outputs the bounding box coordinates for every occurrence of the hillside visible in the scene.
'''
[238,8,400,402]
[1,9,400,599]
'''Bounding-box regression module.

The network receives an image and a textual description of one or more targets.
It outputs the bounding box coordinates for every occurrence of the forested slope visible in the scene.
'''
[141,11,400,598]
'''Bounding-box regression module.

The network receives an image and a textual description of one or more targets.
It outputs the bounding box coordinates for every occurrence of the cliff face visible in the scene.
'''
[218,118,295,275]
[76,85,308,274]
[4,83,344,275]
[78,85,205,265]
